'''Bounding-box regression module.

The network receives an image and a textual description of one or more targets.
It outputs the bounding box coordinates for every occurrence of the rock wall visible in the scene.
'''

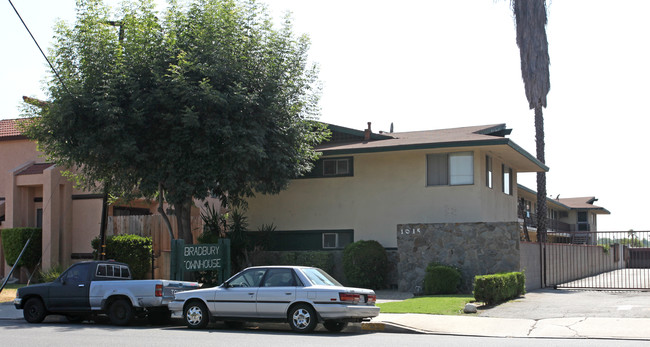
[397,222,520,293]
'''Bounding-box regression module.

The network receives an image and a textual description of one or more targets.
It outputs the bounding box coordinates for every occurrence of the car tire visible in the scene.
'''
[184,300,209,329]
[288,304,317,333]
[108,299,133,326]
[323,320,348,332]
[23,298,47,323]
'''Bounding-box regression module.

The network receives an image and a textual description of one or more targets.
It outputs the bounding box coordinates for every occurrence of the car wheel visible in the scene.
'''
[23,298,47,323]
[184,300,209,329]
[108,299,133,326]
[288,304,317,333]
[323,320,348,332]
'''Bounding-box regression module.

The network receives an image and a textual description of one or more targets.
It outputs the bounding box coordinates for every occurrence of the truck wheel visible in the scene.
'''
[288,304,317,333]
[23,298,47,323]
[108,299,133,326]
[323,320,348,332]
[184,300,209,329]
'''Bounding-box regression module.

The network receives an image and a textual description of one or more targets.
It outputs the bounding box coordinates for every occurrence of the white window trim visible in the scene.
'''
[322,233,338,249]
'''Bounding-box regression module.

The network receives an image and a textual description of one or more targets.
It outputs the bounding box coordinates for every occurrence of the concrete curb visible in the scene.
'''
[361,321,427,334]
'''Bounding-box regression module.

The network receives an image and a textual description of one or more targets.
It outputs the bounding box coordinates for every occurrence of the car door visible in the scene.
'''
[212,268,266,317]
[256,268,298,318]
[47,263,92,311]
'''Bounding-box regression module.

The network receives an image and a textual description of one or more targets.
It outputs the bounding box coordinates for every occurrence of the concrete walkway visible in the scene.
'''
[2,289,650,340]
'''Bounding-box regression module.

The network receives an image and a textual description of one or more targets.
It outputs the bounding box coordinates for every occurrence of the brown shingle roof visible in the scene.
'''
[0,118,26,140]
[317,123,548,173]
[16,163,55,176]
[557,197,604,210]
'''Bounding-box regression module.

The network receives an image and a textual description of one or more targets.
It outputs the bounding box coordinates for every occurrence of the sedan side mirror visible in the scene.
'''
[222,281,231,289]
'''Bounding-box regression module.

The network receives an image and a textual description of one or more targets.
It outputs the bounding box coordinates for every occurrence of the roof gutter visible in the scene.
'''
[319,138,549,172]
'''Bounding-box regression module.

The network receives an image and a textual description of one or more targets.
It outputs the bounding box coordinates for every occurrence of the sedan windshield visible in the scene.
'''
[301,268,342,286]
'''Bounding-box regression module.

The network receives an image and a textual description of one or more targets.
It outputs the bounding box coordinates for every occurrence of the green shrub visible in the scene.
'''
[342,240,388,289]
[39,264,64,282]
[424,263,461,295]
[473,271,526,305]
[92,234,152,279]
[1,228,42,270]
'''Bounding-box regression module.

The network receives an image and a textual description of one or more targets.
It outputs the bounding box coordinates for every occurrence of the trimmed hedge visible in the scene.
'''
[424,263,461,295]
[342,240,388,289]
[473,271,526,305]
[92,234,152,279]
[1,228,42,269]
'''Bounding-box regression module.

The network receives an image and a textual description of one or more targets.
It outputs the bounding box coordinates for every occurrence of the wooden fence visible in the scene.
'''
[106,215,204,279]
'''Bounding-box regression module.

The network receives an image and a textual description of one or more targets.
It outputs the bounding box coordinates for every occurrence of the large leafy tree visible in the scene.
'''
[22,0,328,245]
[512,0,551,242]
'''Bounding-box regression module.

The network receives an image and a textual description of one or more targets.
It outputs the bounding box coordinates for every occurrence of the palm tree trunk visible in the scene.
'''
[534,104,548,242]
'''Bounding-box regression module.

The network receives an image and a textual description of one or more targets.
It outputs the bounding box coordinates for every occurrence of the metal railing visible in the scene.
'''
[543,230,650,290]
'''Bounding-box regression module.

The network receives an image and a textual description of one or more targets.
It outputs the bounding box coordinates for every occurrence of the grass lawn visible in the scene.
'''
[377,295,475,315]
[0,284,24,303]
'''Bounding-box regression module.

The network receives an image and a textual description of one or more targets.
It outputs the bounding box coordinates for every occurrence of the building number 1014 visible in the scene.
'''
[399,227,421,235]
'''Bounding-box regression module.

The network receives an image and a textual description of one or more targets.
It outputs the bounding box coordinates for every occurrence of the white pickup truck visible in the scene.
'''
[14,260,200,325]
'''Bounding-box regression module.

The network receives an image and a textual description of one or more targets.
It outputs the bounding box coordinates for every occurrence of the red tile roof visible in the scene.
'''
[0,118,26,140]
[16,163,55,176]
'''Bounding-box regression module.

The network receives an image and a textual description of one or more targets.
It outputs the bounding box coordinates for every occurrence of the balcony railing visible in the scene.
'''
[518,210,576,232]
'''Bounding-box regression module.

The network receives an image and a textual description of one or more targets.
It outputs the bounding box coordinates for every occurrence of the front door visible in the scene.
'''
[48,263,91,311]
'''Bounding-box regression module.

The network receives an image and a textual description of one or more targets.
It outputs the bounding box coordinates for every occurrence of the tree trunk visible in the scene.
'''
[534,104,548,242]
[157,183,175,240]
[519,198,531,242]
[175,199,194,245]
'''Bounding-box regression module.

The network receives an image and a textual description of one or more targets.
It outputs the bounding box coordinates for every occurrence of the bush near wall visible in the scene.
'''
[424,262,462,295]
[343,240,388,289]
[473,271,526,305]
[91,234,152,279]
[1,228,42,270]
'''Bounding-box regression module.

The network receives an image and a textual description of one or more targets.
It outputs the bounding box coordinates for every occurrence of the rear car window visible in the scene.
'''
[96,264,130,279]
[301,268,342,286]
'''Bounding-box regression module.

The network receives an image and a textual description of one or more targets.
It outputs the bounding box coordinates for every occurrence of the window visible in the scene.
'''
[96,264,131,279]
[61,263,91,283]
[261,268,299,287]
[427,152,474,186]
[229,268,267,287]
[502,165,512,195]
[254,230,353,251]
[323,233,338,249]
[486,155,493,189]
[301,268,343,287]
[301,157,354,178]
[323,158,350,176]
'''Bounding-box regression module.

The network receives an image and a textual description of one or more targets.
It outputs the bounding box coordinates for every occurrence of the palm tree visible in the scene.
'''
[512,0,551,242]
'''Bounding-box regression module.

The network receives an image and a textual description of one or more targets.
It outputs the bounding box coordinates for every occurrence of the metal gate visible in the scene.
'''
[543,230,650,290]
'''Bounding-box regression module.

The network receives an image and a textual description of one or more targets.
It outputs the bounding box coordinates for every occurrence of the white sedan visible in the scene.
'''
[169,266,380,333]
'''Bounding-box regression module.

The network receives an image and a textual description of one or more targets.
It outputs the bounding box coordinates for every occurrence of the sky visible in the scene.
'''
[1,0,649,231]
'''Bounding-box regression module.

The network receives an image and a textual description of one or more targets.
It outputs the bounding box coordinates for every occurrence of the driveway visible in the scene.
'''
[478,289,650,320]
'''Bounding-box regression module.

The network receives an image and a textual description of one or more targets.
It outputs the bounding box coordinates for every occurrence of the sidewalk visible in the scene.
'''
[363,313,650,340]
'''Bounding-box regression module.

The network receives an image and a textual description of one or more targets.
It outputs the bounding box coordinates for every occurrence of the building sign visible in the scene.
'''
[170,239,230,281]
[183,244,223,271]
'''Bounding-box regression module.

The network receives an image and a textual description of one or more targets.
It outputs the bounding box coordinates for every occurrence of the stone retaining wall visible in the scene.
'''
[397,222,520,293]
